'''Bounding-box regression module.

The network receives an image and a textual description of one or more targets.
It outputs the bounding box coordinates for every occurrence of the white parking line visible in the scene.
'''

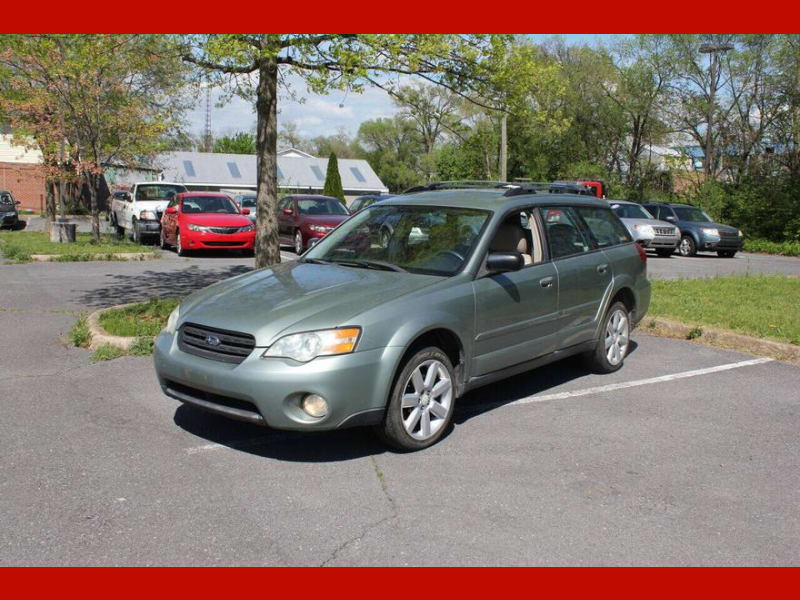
[504,357,773,407]
[183,357,773,454]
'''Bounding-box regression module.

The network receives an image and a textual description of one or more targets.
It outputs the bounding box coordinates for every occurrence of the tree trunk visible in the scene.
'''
[45,181,56,221]
[87,171,101,242]
[254,52,282,269]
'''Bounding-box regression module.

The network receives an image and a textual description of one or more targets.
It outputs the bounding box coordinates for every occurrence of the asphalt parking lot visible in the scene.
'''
[1,250,799,565]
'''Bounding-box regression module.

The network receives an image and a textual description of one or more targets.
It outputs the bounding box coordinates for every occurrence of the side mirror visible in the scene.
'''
[241,208,250,215]
[665,215,676,222]
[125,193,133,202]
[15,200,21,206]
[165,206,177,215]
[282,208,293,216]
[486,251,524,274]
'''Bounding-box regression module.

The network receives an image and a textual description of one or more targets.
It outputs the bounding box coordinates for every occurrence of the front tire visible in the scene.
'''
[294,230,304,255]
[678,235,697,257]
[176,231,188,257]
[584,301,630,374]
[132,219,141,244]
[376,347,456,451]
[717,250,736,258]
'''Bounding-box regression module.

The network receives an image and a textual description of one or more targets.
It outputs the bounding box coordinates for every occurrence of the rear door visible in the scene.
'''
[540,206,613,348]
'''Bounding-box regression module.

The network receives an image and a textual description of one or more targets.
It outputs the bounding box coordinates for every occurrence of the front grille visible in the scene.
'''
[203,241,245,246]
[719,230,738,239]
[178,322,255,364]
[208,226,240,234]
[653,226,675,236]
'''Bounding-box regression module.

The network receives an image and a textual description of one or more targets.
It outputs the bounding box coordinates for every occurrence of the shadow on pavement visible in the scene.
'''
[78,264,252,307]
[173,404,386,462]
[171,341,638,461]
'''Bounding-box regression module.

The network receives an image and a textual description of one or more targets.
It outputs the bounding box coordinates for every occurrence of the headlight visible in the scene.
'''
[701,227,719,237]
[187,223,206,232]
[164,306,180,334]
[309,224,333,233]
[738,230,743,238]
[633,224,654,236]
[238,224,254,232]
[139,210,158,220]
[262,327,361,362]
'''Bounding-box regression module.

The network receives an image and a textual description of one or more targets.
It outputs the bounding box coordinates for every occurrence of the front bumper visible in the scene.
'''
[153,330,403,430]
[700,235,743,251]
[138,219,161,236]
[648,234,680,249]
[1,213,18,226]
[183,230,255,250]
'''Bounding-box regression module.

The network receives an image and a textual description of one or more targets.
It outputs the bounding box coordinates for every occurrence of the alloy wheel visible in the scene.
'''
[605,309,629,366]
[401,359,453,441]
[294,231,303,255]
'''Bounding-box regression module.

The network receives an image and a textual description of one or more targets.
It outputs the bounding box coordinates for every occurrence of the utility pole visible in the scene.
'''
[500,113,507,182]
[699,41,734,179]
[204,84,212,153]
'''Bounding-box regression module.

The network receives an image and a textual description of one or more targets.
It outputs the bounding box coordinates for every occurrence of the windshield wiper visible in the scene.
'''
[303,257,332,265]
[329,259,406,272]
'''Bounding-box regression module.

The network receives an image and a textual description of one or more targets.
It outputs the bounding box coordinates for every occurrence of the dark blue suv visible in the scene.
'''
[642,202,743,258]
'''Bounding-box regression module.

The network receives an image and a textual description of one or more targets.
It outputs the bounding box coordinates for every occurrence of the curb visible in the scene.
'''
[643,316,800,363]
[86,303,147,351]
[30,252,158,262]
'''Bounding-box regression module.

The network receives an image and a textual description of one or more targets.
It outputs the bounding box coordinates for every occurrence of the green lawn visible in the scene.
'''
[0,231,151,262]
[649,275,800,345]
[98,297,180,337]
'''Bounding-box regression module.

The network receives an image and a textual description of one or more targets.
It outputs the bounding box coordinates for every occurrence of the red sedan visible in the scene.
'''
[160,192,255,256]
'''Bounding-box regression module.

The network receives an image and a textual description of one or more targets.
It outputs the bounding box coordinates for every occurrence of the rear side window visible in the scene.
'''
[575,207,632,248]
[539,207,592,259]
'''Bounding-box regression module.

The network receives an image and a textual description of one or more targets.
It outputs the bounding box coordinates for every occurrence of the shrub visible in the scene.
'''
[68,315,91,348]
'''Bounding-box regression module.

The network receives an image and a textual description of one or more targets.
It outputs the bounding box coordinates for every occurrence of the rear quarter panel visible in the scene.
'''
[600,243,650,329]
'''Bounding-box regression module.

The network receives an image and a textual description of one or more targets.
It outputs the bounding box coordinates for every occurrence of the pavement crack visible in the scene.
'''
[318,456,397,567]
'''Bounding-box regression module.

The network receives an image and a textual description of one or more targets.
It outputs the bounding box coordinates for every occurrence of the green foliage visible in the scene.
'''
[744,239,800,256]
[91,345,125,362]
[650,276,800,345]
[129,337,156,356]
[213,131,255,154]
[322,152,346,203]
[68,315,91,348]
[98,297,180,337]
[0,231,147,263]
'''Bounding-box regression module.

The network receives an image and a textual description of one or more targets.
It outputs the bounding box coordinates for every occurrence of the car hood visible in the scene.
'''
[301,214,349,227]
[682,221,739,234]
[178,261,439,347]
[181,213,252,227]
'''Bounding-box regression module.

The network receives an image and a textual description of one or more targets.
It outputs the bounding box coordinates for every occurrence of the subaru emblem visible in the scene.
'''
[205,335,221,347]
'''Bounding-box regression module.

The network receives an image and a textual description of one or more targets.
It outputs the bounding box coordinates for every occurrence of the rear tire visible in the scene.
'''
[375,347,456,451]
[678,235,697,257]
[160,228,169,250]
[655,248,674,258]
[584,301,630,374]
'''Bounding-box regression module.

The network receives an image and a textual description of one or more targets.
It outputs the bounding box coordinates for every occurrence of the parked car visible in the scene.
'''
[159,192,255,256]
[608,200,680,257]
[278,195,350,254]
[154,187,650,450]
[642,202,743,257]
[232,194,257,223]
[0,190,21,229]
[111,182,188,243]
[348,194,395,213]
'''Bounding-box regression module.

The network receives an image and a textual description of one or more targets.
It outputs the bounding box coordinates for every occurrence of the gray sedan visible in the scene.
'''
[609,200,680,257]
[154,188,650,450]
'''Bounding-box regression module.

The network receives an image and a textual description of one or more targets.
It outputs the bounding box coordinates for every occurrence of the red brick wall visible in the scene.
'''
[0,162,46,211]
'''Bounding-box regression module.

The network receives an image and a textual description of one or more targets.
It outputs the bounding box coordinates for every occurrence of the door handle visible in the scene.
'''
[597,264,608,274]
[539,276,554,288]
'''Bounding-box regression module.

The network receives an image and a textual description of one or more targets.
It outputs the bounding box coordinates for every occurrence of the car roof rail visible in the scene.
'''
[402,180,518,194]
[501,181,595,197]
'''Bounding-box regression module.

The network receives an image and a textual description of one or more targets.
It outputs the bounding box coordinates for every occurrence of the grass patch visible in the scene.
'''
[650,275,800,345]
[91,345,126,361]
[98,297,180,337]
[68,314,91,348]
[0,231,150,262]
[743,238,800,257]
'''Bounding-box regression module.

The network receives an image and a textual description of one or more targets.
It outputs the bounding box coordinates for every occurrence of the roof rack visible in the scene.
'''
[401,180,597,197]
[402,180,517,194]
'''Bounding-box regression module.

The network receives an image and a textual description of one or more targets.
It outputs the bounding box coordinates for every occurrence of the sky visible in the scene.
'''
[186,34,617,144]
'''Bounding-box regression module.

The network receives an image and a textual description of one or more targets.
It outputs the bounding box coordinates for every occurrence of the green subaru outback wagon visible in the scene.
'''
[154,187,650,450]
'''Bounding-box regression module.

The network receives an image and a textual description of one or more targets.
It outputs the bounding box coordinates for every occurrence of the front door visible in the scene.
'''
[277,197,293,244]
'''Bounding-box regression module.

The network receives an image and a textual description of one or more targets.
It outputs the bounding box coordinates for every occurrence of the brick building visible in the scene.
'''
[0,134,46,211]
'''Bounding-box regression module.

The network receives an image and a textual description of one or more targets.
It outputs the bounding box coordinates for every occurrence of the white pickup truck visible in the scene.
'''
[110,182,188,243]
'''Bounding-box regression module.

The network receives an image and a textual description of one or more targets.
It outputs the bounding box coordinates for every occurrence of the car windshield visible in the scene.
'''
[240,196,257,209]
[304,205,491,276]
[673,206,713,222]
[135,184,187,202]
[0,193,13,205]
[297,197,349,216]
[181,196,240,214]
[610,203,653,219]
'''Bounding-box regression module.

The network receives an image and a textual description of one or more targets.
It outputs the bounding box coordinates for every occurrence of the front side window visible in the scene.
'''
[297,197,348,216]
[540,207,592,259]
[673,206,713,222]
[304,205,491,276]
[610,203,654,220]
[577,207,633,248]
[181,196,239,214]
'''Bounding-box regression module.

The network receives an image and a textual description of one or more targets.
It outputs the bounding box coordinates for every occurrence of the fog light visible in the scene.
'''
[301,394,328,418]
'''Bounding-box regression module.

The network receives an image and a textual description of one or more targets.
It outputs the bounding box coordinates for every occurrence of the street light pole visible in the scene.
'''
[699,42,734,179]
